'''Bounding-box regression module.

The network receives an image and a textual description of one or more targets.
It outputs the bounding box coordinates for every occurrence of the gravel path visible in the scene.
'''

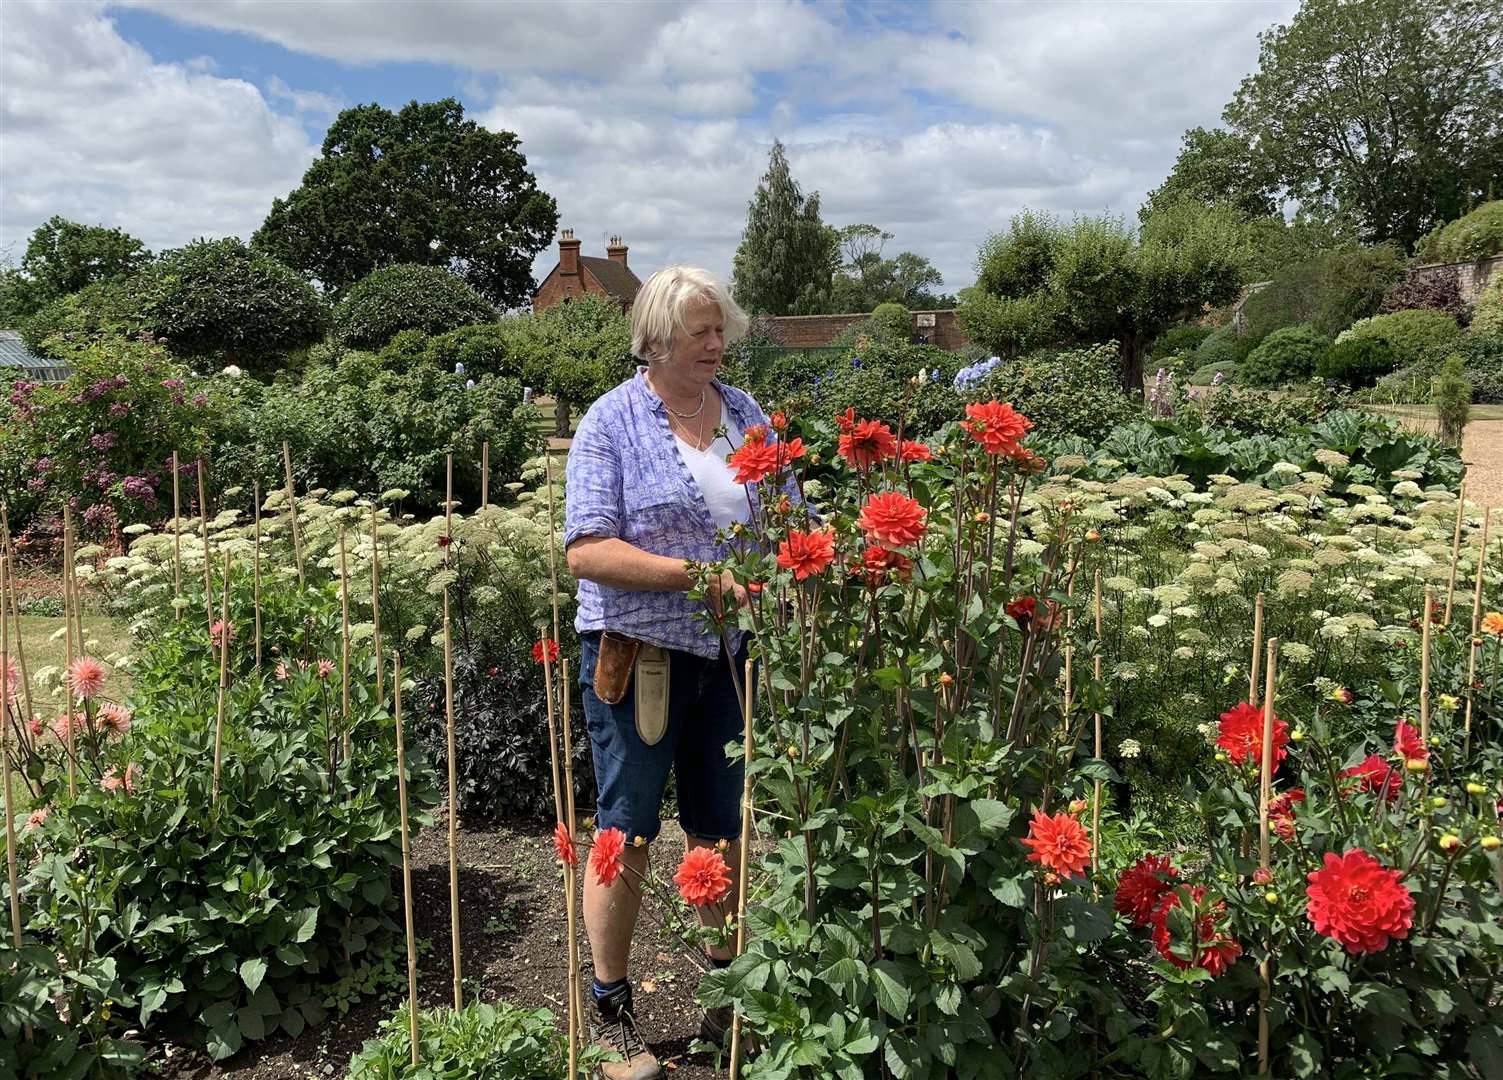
[1364,408,1503,507]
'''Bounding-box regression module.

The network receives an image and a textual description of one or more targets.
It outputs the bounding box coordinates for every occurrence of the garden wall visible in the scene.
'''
[764,308,969,350]
[1406,253,1503,303]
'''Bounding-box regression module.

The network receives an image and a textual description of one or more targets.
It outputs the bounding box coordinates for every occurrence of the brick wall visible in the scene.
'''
[763,309,969,350]
[1405,254,1503,303]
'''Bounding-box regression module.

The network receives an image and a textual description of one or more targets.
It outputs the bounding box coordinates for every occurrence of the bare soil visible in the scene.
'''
[149,814,725,1080]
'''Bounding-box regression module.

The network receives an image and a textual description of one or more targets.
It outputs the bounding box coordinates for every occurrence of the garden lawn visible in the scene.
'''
[14,612,132,715]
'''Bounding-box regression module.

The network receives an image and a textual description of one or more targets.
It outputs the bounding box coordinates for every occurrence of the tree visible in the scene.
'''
[254,98,558,308]
[960,203,1249,392]
[135,238,329,375]
[731,141,839,315]
[828,224,952,312]
[331,264,496,350]
[1224,0,1503,252]
[13,216,151,314]
[1140,127,1278,223]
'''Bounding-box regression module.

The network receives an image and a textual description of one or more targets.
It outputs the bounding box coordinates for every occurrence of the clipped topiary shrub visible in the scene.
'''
[331,263,497,350]
[1240,245,1404,340]
[871,301,912,342]
[1240,324,1328,387]
[419,322,526,382]
[1471,273,1503,337]
[1152,321,1215,359]
[1416,201,1503,264]
[1340,309,1462,367]
[1193,324,1256,369]
[974,341,1138,438]
[1188,359,1239,386]
[1317,337,1397,389]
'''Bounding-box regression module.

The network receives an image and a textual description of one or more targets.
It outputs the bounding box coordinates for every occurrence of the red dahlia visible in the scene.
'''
[857,491,927,550]
[1215,701,1289,771]
[553,822,578,866]
[960,400,1033,457]
[899,440,932,462]
[1342,755,1401,801]
[838,418,899,470]
[674,846,733,907]
[532,638,560,664]
[1150,886,1242,976]
[589,827,627,888]
[776,528,836,580]
[858,546,913,586]
[1305,849,1414,954]
[1114,854,1179,928]
[727,434,779,484]
[1021,807,1092,878]
[1393,720,1427,765]
[1268,788,1306,842]
[1005,596,1037,625]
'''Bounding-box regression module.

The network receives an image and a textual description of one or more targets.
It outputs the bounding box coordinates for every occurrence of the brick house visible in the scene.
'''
[532,230,642,311]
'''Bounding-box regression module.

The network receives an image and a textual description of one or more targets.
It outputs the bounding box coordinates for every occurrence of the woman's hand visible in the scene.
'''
[705,569,747,616]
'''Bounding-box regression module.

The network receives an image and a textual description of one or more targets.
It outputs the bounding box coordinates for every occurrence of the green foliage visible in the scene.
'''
[0,336,214,539]
[1470,272,1503,336]
[732,141,840,315]
[1316,337,1397,388]
[1190,382,1343,436]
[870,302,911,341]
[1152,322,1215,358]
[1340,309,1462,367]
[1240,245,1405,339]
[743,341,962,435]
[1240,325,1328,386]
[211,347,538,513]
[0,941,145,1079]
[1193,324,1258,370]
[254,98,557,308]
[1139,127,1278,222]
[829,225,951,311]
[1417,200,1503,263]
[975,342,1140,438]
[134,238,328,374]
[962,202,1248,388]
[331,264,496,351]
[1189,359,1240,386]
[21,278,145,358]
[1366,331,1503,404]
[18,215,151,310]
[1433,354,1471,445]
[1379,273,1469,322]
[347,1000,597,1079]
[1224,0,1503,251]
[415,323,521,382]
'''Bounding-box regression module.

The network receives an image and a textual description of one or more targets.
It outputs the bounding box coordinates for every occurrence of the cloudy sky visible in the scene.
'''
[1,0,1299,300]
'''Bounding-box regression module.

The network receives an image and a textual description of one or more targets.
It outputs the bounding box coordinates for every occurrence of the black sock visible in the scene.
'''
[710,955,733,969]
[592,977,630,1011]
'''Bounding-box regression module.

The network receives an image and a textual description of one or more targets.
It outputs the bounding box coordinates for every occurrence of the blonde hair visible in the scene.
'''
[630,266,749,363]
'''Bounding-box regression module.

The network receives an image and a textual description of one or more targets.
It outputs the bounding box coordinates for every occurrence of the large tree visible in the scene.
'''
[1224,0,1503,252]
[829,224,951,311]
[254,98,558,308]
[13,216,151,315]
[1139,127,1278,223]
[731,141,839,316]
[959,203,1248,392]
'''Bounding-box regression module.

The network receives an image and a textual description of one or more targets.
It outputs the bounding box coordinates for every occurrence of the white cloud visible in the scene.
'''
[265,75,342,119]
[1,0,316,258]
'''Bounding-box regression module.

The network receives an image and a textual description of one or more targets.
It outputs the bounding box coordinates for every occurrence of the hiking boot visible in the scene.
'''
[699,1003,734,1044]
[591,983,663,1080]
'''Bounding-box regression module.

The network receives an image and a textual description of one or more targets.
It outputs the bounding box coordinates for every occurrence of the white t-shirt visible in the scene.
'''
[676,414,749,531]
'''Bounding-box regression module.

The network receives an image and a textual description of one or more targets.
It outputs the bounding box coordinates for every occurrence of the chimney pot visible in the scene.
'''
[559,229,582,276]
[606,234,629,268]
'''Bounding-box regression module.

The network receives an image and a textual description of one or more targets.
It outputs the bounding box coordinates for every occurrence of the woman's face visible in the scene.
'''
[660,297,726,387]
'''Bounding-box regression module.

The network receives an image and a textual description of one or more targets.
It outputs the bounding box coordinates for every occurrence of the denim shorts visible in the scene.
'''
[579,630,747,844]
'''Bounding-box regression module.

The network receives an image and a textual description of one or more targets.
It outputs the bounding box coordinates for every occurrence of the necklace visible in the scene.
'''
[648,373,707,419]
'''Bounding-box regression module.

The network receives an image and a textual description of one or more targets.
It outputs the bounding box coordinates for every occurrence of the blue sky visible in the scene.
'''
[1,0,1299,300]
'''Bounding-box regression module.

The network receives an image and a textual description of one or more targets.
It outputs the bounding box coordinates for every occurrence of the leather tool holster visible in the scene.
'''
[593,633,672,746]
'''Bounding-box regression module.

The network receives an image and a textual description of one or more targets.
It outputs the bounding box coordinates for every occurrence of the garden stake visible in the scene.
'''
[1091,569,1103,879]
[339,528,352,768]
[729,656,755,1080]
[1,506,35,726]
[1249,592,1265,706]
[1257,638,1279,1078]
[62,506,77,798]
[561,659,582,1080]
[1,558,26,1043]
[370,504,384,709]
[1444,481,1466,623]
[481,440,489,511]
[252,481,262,669]
[172,450,183,619]
[441,507,462,1010]
[197,456,214,627]
[212,549,232,804]
[392,654,420,1068]
[1420,586,1434,743]
[536,626,573,1063]
[1465,511,1491,755]
[543,452,564,647]
[282,441,305,589]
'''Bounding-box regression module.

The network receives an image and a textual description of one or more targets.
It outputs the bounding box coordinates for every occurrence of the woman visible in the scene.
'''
[565,265,776,1077]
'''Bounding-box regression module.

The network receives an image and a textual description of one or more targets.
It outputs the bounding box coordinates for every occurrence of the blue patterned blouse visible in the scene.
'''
[564,367,777,658]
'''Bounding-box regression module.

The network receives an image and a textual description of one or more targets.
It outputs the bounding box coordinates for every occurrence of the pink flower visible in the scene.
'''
[100,768,124,793]
[23,806,48,832]
[67,657,107,700]
[316,659,335,679]
[275,661,291,682]
[97,703,133,739]
[124,762,141,792]
[210,619,236,646]
[27,715,45,740]
[52,712,83,742]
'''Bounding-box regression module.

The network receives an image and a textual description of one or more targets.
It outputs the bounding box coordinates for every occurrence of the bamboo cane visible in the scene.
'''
[62,507,77,798]
[172,451,183,620]
[339,528,352,768]
[282,441,305,590]
[2,555,27,1042]
[1091,569,1103,878]
[544,453,563,651]
[1444,482,1466,623]
[370,505,384,709]
[1,506,35,727]
[1257,638,1279,1077]
[1063,569,1075,715]
[442,454,462,1010]
[562,660,581,1080]
[392,654,420,1068]
[728,656,756,1080]
[1420,586,1434,743]
[212,549,232,803]
[197,457,213,627]
[253,481,262,670]
[537,629,572,1065]
[1249,592,1265,706]
[1465,511,1491,755]
[481,441,490,512]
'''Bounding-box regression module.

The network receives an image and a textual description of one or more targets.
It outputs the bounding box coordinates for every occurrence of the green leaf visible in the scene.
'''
[239,957,268,995]
[292,906,318,944]
[1287,1034,1323,1076]
[871,959,912,1019]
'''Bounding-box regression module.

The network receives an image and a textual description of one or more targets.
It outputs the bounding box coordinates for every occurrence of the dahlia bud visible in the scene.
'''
[1439,834,1461,852]
[1332,687,1353,705]
[1431,797,1448,810]
[786,744,799,759]
[1069,798,1088,815]
[974,511,990,524]
[716,838,730,852]
[1043,871,1059,886]
[1290,729,1305,742]
[1085,529,1101,542]
[1465,781,1486,796]
[633,835,646,847]
[584,816,596,829]
[1215,752,1228,763]
[747,581,764,596]
[1252,867,1273,885]
[939,673,954,687]
[1405,758,1429,773]
[1481,836,1501,851]
[1264,891,1279,904]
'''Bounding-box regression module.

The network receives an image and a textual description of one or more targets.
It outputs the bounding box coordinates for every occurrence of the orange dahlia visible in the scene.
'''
[589,827,627,887]
[857,491,927,550]
[838,418,898,470]
[777,528,836,580]
[960,400,1033,457]
[674,846,733,907]
[553,822,578,866]
[1021,807,1092,877]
